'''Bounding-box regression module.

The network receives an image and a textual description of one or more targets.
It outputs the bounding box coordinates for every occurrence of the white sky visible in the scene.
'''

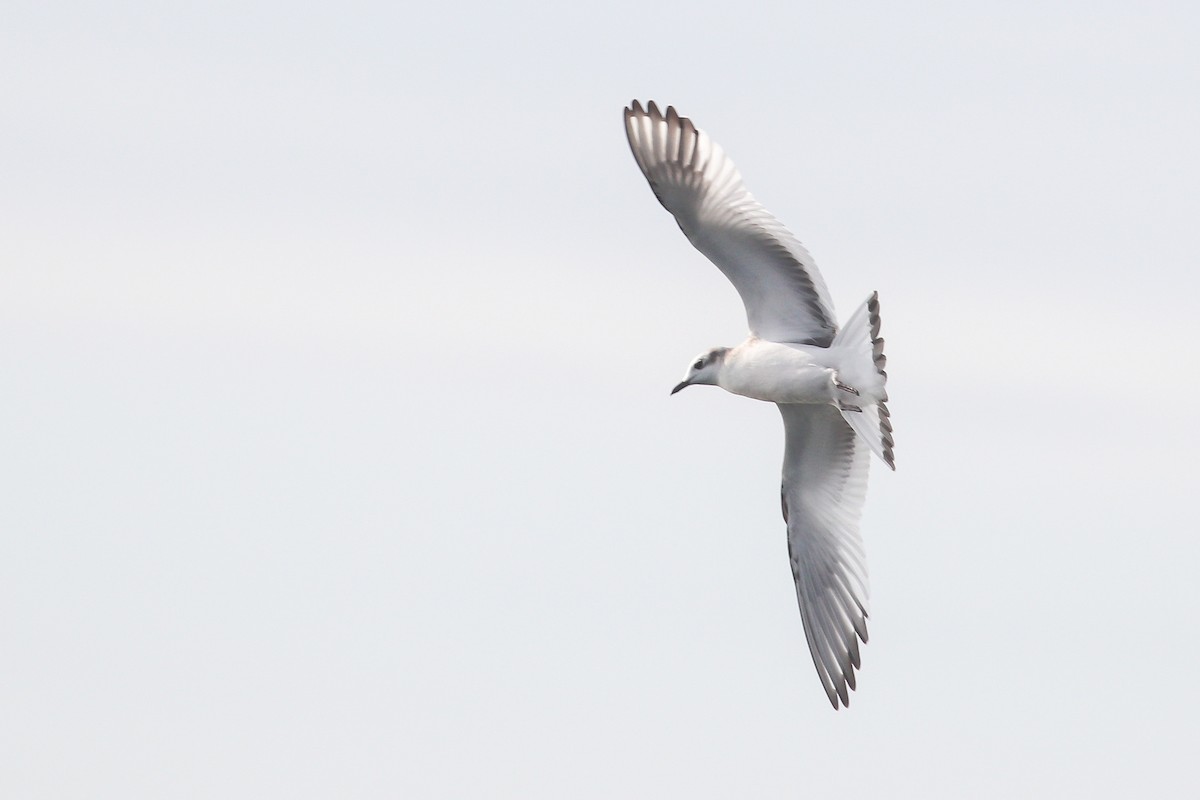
[3,1,1198,797]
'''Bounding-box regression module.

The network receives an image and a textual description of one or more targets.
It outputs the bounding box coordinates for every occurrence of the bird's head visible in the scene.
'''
[671,347,729,394]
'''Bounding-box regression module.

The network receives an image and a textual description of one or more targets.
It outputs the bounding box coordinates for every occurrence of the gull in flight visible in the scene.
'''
[624,100,894,709]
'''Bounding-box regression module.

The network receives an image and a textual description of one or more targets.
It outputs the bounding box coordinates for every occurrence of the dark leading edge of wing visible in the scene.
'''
[778,404,872,708]
[623,100,839,347]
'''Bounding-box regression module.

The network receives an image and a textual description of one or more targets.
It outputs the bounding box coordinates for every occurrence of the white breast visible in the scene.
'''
[717,339,839,404]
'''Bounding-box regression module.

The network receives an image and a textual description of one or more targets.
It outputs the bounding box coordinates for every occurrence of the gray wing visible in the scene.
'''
[624,100,838,346]
[778,403,871,709]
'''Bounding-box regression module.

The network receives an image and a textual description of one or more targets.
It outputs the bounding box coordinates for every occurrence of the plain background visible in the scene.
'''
[3,1,1198,797]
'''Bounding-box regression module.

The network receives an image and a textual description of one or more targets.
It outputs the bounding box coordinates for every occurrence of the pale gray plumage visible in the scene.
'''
[624,100,891,709]
[779,403,870,707]
[623,100,838,347]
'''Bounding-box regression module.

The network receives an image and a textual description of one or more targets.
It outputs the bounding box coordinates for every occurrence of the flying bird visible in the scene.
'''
[624,100,894,709]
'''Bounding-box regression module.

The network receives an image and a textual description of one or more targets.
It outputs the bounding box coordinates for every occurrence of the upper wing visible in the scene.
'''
[777,403,871,709]
[624,100,838,346]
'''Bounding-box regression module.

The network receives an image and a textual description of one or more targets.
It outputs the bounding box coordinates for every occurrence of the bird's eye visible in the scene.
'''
[693,358,705,370]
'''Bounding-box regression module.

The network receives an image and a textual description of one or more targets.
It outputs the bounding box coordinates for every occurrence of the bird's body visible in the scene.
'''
[720,339,839,404]
[718,338,882,406]
[624,100,894,709]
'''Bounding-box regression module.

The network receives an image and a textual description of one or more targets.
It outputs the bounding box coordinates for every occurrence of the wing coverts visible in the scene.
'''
[624,100,838,346]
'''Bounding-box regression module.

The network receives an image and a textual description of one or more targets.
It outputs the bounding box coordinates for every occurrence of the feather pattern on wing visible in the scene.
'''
[778,403,871,708]
[624,100,838,346]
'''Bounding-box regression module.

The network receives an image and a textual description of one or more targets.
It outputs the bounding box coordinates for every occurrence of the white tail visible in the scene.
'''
[833,292,894,470]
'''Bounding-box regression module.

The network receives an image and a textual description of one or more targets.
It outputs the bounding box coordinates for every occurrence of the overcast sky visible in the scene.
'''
[3,1,1199,797]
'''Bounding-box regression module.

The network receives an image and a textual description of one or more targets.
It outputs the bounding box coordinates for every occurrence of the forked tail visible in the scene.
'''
[833,292,895,470]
